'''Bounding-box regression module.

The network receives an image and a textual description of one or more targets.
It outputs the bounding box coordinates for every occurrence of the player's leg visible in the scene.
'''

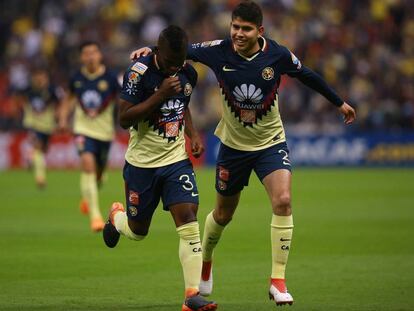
[171,205,217,311]
[32,131,48,188]
[76,135,104,231]
[163,160,217,310]
[200,192,239,297]
[256,143,294,305]
[95,141,111,189]
[201,143,253,296]
[103,162,157,247]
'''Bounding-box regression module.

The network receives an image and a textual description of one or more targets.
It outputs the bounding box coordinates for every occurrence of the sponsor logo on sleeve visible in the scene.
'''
[290,52,302,70]
[131,62,148,75]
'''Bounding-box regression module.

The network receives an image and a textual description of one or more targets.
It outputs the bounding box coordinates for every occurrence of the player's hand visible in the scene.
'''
[158,77,182,98]
[191,134,204,158]
[338,102,356,125]
[130,47,152,60]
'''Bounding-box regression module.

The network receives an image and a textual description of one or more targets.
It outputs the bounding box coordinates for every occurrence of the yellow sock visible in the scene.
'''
[202,211,225,262]
[177,221,202,291]
[271,214,293,279]
[33,149,46,183]
[80,172,101,220]
[114,211,145,241]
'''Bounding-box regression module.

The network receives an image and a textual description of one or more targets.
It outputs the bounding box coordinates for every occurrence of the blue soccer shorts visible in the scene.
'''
[215,142,292,196]
[75,135,111,169]
[123,159,199,221]
[29,130,50,149]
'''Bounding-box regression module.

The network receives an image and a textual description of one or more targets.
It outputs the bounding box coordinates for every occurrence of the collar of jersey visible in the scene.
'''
[234,36,267,61]
[81,65,106,80]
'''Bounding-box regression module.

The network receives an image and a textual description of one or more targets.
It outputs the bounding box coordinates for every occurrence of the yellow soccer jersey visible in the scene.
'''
[22,85,60,134]
[188,37,343,151]
[120,56,198,168]
[70,66,120,142]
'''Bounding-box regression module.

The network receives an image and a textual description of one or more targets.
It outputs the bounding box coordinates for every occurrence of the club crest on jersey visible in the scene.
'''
[74,80,82,88]
[131,62,148,75]
[184,83,192,96]
[262,67,274,80]
[98,80,109,91]
[128,206,138,217]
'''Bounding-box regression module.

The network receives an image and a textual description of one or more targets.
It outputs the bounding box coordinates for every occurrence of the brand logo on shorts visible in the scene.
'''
[128,206,138,217]
[218,166,229,181]
[129,191,139,205]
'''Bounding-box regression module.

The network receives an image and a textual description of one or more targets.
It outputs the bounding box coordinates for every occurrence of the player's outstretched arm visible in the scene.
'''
[184,107,204,158]
[338,102,356,125]
[130,47,152,60]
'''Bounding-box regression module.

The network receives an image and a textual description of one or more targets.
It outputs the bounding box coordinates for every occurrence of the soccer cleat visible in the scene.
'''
[103,202,125,248]
[91,217,105,232]
[269,278,293,306]
[182,293,217,311]
[79,199,89,215]
[199,261,213,296]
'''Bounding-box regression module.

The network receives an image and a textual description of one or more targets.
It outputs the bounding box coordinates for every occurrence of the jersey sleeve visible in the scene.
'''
[280,47,343,107]
[279,47,304,76]
[187,40,224,69]
[119,66,146,105]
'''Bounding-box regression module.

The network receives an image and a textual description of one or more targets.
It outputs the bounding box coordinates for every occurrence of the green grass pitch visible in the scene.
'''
[0,168,413,310]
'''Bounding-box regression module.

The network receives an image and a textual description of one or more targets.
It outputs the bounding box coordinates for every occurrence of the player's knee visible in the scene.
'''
[213,209,232,226]
[273,193,291,210]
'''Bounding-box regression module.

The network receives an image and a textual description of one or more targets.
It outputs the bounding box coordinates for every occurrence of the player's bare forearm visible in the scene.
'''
[57,93,75,131]
[184,108,204,158]
[119,94,165,128]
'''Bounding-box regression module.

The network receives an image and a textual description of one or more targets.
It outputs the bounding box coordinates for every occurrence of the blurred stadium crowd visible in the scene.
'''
[0,0,413,134]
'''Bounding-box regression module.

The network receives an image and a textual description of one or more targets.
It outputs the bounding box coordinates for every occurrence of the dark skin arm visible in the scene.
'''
[119,76,182,129]
[184,107,204,158]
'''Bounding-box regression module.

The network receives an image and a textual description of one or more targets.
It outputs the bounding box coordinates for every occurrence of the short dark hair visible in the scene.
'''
[158,25,188,54]
[79,41,100,52]
[232,1,263,27]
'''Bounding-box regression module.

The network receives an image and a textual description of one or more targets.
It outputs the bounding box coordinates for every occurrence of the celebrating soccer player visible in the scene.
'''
[102,25,217,311]
[59,42,120,232]
[131,1,356,306]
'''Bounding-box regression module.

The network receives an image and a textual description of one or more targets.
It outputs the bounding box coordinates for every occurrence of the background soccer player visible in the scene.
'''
[17,67,62,188]
[103,25,217,311]
[59,42,120,232]
[131,0,356,307]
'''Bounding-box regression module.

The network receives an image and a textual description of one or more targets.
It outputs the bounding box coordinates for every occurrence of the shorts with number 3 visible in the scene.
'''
[123,159,199,221]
